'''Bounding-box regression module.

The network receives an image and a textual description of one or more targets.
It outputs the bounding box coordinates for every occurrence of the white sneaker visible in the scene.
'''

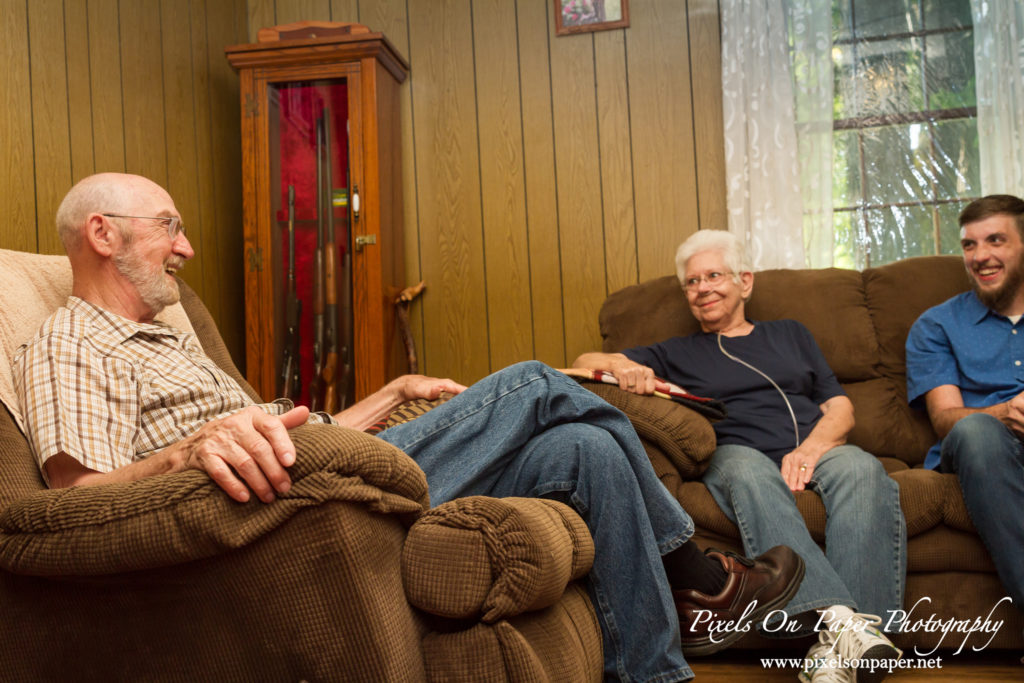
[800,613,901,683]
[798,632,852,682]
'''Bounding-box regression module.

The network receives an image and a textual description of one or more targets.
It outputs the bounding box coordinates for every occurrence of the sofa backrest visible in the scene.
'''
[599,254,971,466]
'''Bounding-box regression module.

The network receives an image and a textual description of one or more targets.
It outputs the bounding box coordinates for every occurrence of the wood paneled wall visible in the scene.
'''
[0,0,249,359]
[1,0,724,387]
[246,0,725,385]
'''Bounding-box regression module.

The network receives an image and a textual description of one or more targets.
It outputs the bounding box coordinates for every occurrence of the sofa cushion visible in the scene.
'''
[843,378,937,463]
[745,268,879,383]
[856,255,971,463]
[600,275,699,352]
[863,255,971,381]
[582,383,717,479]
[907,527,993,572]
[677,468,968,548]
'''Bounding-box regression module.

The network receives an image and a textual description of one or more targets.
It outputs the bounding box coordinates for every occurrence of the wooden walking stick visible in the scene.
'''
[395,281,426,374]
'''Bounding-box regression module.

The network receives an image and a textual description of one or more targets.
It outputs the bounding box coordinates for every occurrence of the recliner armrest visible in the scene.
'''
[402,496,594,622]
[0,424,427,576]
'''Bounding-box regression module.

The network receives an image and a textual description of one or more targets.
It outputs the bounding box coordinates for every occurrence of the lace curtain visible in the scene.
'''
[722,0,1024,270]
[972,0,1024,196]
[720,0,804,270]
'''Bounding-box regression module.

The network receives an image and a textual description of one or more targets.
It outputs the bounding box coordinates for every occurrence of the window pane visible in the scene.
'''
[936,201,970,255]
[833,46,856,119]
[866,204,935,265]
[925,30,976,109]
[852,0,921,39]
[931,118,980,198]
[923,0,972,29]
[824,0,979,268]
[833,0,853,42]
[833,209,862,269]
[835,38,925,119]
[862,124,933,205]
[833,129,862,207]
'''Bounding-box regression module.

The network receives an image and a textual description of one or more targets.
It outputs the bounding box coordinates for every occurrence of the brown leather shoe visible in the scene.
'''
[674,545,804,656]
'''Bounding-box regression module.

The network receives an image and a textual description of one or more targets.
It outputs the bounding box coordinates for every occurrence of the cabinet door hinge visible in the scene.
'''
[247,246,263,272]
[244,94,260,117]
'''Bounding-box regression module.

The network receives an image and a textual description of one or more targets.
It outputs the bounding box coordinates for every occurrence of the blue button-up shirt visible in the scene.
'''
[906,291,1024,469]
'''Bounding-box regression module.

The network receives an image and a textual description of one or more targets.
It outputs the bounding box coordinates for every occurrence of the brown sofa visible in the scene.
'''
[594,254,1024,652]
[0,249,602,682]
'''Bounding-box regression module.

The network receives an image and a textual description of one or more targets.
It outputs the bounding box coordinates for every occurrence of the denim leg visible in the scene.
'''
[940,413,1024,608]
[702,444,855,626]
[810,445,906,622]
[489,423,692,683]
[379,361,695,682]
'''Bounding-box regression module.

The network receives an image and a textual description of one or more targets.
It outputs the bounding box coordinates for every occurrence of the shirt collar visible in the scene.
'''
[962,289,1020,326]
[66,296,183,353]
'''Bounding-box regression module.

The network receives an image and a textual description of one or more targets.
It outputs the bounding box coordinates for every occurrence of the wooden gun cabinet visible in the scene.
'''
[226,22,408,409]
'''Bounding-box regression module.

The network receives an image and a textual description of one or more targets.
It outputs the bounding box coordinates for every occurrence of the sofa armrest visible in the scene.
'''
[0,424,427,576]
[582,383,717,479]
[402,496,594,622]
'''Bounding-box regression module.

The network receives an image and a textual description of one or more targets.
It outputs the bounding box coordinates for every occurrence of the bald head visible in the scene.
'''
[56,173,170,253]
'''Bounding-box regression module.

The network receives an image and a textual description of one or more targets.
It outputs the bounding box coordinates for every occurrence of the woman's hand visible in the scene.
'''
[572,352,666,395]
[780,448,824,492]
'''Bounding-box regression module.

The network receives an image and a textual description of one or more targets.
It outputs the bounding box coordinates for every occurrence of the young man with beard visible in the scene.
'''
[905,194,1024,615]
[14,173,806,683]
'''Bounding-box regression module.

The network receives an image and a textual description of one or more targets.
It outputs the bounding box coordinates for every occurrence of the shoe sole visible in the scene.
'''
[853,643,901,683]
[681,554,806,657]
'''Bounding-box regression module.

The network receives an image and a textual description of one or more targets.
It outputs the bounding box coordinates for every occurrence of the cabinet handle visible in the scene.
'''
[352,184,360,219]
[354,234,377,251]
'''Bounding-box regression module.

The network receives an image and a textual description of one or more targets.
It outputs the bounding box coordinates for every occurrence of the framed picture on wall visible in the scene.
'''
[554,0,629,35]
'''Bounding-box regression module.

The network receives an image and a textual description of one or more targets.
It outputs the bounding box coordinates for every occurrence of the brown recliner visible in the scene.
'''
[0,249,602,682]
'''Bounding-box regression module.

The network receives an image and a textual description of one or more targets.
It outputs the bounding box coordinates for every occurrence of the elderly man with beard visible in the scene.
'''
[14,173,807,683]
[906,194,1024,618]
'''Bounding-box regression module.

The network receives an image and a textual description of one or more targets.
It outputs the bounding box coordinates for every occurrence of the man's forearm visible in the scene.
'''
[332,374,467,432]
[44,448,183,489]
[45,406,305,504]
[332,381,405,432]
[930,403,1009,439]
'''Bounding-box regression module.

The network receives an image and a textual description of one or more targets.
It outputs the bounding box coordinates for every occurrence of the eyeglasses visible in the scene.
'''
[102,213,186,241]
[682,271,734,291]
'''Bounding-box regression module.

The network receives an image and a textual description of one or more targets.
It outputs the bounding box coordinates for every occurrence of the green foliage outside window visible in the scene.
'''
[829,0,978,268]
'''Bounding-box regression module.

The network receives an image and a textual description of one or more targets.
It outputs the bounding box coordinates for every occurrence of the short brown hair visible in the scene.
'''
[959,194,1024,237]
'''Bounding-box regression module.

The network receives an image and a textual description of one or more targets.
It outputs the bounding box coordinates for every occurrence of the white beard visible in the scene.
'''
[113,245,182,316]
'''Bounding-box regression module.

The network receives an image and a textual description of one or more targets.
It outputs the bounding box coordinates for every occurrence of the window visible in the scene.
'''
[830,0,978,268]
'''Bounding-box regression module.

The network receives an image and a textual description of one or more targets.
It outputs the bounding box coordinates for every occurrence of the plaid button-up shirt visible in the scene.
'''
[14,296,315,475]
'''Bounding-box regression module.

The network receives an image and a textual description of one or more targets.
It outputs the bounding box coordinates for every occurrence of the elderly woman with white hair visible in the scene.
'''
[574,230,907,683]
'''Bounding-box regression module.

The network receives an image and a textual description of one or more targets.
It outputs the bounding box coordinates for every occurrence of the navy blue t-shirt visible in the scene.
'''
[623,319,845,463]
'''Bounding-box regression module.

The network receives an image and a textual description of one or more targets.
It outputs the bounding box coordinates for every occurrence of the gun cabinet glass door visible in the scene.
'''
[268,78,356,412]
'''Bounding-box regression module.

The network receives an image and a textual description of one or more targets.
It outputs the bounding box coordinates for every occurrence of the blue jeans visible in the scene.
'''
[703,444,905,632]
[940,413,1024,609]
[379,361,695,682]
